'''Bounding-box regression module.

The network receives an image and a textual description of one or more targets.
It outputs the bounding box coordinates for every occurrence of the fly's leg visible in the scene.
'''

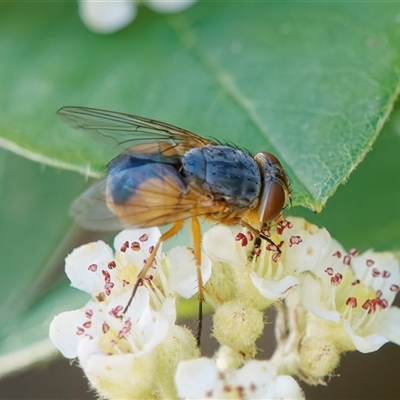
[190,217,203,348]
[123,220,185,314]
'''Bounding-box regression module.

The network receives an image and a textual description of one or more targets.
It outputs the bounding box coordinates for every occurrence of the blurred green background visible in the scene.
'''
[1,1,400,398]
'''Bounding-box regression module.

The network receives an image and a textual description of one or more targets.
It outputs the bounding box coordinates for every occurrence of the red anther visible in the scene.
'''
[131,241,140,251]
[96,292,106,302]
[122,279,129,287]
[382,270,391,278]
[148,245,154,254]
[348,248,359,256]
[346,297,357,308]
[261,228,271,237]
[88,263,98,272]
[108,261,116,269]
[289,235,302,247]
[223,385,232,393]
[120,241,129,252]
[277,219,292,234]
[373,297,387,309]
[139,233,148,242]
[252,247,261,257]
[390,284,399,292]
[246,230,254,241]
[351,279,360,286]
[325,267,334,276]
[83,321,92,329]
[380,299,388,308]
[372,268,380,277]
[343,255,351,265]
[102,323,110,334]
[362,299,373,313]
[366,259,375,267]
[266,244,277,252]
[331,273,343,286]
[85,309,93,319]
[272,252,281,262]
[376,290,382,298]
[104,281,115,295]
[76,327,84,335]
[102,270,111,282]
[235,232,248,247]
[109,305,123,317]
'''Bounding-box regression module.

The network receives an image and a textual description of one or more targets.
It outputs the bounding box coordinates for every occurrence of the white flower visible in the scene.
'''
[203,217,330,302]
[79,0,198,34]
[301,246,400,353]
[175,357,304,400]
[49,227,210,398]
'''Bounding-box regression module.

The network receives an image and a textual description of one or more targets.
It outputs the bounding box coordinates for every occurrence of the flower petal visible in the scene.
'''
[343,319,389,353]
[114,227,162,270]
[250,272,299,301]
[175,358,220,399]
[301,273,341,323]
[203,225,247,267]
[65,241,114,294]
[372,306,400,347]
[165,246,212,298]
[49,309,87,358]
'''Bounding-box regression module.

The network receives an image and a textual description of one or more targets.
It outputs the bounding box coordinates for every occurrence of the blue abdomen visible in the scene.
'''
[107,153,185,204]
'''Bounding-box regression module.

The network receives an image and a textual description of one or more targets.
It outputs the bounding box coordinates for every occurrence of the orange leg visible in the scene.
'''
[123,220,185,313]
[191,217,203,347]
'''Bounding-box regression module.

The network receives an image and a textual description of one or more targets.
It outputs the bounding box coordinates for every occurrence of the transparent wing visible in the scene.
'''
[58,106,215,152]
[69,180,126,231]
[70,164,226,232]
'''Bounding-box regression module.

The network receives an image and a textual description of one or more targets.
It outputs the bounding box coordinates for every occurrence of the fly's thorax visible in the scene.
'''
[181,145,261,209]
[253,152,290,224]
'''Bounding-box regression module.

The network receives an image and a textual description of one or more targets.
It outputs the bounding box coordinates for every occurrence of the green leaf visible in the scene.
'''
[2,1,400,377]
[295,98,400,253]
[0,149,91,375]
[1,2,400,211]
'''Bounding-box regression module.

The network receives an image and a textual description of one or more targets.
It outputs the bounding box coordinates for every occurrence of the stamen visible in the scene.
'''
[131,242,140,251]
[343,255,351,266]
[246,230,254,241]
[139,234,149,242]
[235,232,248,247]
[289,235,302,247]
[83,321,92,328]
[102,323,110,333]
[349,248,359,256]
[109,305,123,318]
[120,241,129,252]
[88,263,97,272]
[76,327,85,335]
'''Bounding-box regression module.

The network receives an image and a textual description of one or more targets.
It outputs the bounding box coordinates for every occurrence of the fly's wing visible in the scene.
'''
[69,180,126,231]
[70,157,226,231]
[58,106,215,154]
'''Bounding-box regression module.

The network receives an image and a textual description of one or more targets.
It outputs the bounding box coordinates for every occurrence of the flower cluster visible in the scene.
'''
[50,217,400,398]
[50,227,210,399]
[79,0,198,34]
